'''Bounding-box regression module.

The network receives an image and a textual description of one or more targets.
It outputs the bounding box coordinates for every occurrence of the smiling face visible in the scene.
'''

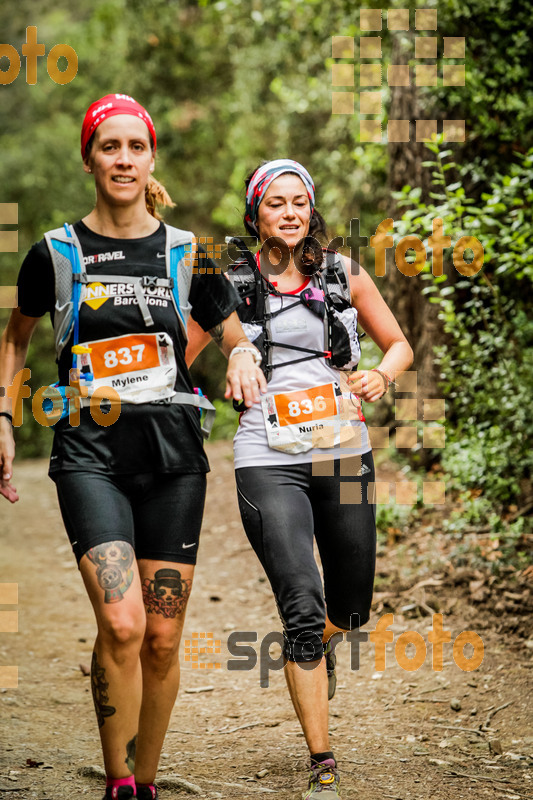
[83,114,155,209]
[256,173,312,247]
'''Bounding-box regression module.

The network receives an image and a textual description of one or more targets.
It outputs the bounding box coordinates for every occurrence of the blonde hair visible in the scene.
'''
[145,175,175,219]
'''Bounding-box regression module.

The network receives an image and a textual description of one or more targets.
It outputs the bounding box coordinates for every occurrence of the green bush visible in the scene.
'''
[395,145,533,521]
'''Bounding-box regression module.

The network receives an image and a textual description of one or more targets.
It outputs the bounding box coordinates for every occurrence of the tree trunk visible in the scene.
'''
[383,33,444,449]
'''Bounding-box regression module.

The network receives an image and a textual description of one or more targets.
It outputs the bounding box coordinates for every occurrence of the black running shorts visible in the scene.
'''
[54,471,206,566]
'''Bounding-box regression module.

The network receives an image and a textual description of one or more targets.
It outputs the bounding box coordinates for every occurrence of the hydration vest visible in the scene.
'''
[226,238,362,383]
[42,223,215,436]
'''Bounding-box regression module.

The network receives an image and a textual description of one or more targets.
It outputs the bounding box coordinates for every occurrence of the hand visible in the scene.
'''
[224,352,268,408]
[0,423,18,503]
[346,369,387,403]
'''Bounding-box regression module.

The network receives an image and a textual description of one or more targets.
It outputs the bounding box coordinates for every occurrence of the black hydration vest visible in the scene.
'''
[226,238,362,383]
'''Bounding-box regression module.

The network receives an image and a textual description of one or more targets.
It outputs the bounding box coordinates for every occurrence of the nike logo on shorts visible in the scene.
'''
[182,542,195,549]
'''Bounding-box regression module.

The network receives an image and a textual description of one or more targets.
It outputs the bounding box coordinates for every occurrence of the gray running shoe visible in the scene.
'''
[303,761,341,798]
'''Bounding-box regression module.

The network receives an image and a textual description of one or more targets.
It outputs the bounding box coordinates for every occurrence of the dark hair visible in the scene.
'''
[243,163,328,272]
[83,132,175,220]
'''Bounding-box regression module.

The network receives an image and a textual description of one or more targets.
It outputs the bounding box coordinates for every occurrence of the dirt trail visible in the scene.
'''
[1,443,531,800]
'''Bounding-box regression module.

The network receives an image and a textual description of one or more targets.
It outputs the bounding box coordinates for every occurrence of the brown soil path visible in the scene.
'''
[0,443,531,799]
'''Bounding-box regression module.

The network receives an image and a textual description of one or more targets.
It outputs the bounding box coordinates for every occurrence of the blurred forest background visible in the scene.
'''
[1,0,531,565]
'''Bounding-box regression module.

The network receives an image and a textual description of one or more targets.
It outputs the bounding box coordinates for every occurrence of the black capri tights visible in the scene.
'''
[235,451,376,663]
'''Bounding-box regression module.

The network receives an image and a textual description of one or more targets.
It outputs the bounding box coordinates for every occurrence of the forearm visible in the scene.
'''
[0,327,32,414]
[375,340,414,382]
[208,312,258,361]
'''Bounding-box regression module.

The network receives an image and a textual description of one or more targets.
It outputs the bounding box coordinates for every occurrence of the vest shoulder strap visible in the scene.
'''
[321,250,351,303]
[44,224,86,359]
[164,224,195,337]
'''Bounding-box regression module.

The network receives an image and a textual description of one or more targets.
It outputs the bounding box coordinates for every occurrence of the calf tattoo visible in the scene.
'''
[86,541,134,603]
[125,734,137,772]
[91,652,116,728]
[142,568,192,618]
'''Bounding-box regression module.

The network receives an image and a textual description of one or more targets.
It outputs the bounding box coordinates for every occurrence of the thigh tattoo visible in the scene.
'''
[86,541,134,603]
[142,568,192,618]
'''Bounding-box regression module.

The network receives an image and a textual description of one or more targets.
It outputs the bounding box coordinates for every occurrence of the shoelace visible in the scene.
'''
[310,764,339,793]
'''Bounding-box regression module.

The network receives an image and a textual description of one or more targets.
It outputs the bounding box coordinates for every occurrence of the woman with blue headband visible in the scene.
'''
[187,159,413,799]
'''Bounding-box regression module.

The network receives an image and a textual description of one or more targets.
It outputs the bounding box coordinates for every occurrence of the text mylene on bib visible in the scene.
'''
[76,331,177,404]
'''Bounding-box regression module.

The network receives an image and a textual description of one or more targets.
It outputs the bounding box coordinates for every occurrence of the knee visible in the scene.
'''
[280,591,326,663]
[99,612,146,655]
[142,630,180,675]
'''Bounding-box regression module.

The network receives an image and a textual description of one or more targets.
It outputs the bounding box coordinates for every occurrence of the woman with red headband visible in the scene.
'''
[0,94,266,800]
[187,159,413,798]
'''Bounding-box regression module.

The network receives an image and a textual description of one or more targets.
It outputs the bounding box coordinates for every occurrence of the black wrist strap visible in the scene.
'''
[0,411,13,424]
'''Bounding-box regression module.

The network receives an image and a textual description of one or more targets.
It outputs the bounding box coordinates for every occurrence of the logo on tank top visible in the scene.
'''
[274,317,308,333]
[83,282,109,310]
[81,282,173,310]
[83,251,125,266]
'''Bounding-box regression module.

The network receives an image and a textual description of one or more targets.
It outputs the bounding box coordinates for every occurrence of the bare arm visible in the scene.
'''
[186,312,267,408]
[0,308,40,502]
[344,257,413,402]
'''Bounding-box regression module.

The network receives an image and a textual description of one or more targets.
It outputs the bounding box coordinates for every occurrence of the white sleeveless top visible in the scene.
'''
[233,283,371,469]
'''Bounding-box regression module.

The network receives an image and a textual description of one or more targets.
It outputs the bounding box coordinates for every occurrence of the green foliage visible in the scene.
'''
[395,145,533,523]
[209,398,239,441]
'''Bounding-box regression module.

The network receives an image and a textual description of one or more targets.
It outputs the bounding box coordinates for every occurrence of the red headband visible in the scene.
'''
[81,94,157,158]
